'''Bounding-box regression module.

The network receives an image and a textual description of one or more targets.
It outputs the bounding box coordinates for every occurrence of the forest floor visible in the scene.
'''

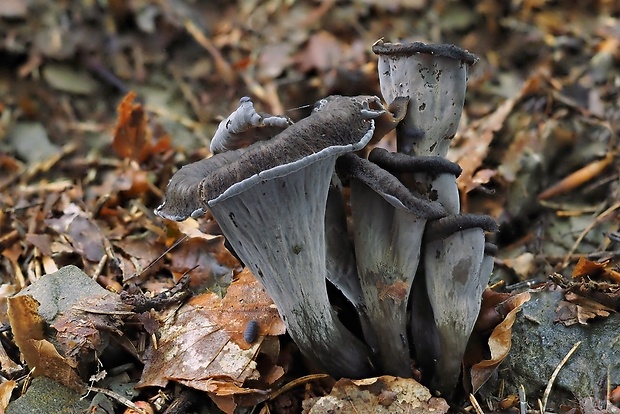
[1,1,619,413]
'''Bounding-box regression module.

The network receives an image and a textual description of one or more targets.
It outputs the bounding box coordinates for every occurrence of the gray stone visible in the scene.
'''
[483,288,619,406]
[16,265,108,325]
[6,377,89,414]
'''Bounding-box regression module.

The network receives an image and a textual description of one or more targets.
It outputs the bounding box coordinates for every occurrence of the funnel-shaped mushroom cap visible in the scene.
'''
[210,97,292,154]
[154,149,245,221]
[369,147,462,213]
[372,40,477,157]
[337,153,446,376]
[422,214,497,396]
[201,96,386,378]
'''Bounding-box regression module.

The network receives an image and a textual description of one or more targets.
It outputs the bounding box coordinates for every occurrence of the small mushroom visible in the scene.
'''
[420,214,497,396]
[158,95,388,378]
[209,96,292,154]
[336,153,447,376]
[369,147,462,214]
[372,40,478,157]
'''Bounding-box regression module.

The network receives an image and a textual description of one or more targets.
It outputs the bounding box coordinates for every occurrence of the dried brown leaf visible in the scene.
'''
[305,376,449,413]
[470,291,531,393]
[7,295,85,392]
[295,31,344,73]
[0,380,16,413]
[113,91,153,163]
[169,237,239,289]
[45,203,106,262]
[572,256,620,284]
[138,269,284,396]
[555,292,614,326]
[52,293,133,361]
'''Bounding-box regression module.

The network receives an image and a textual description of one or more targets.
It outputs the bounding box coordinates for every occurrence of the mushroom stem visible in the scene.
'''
[337,153,446,376]
[209,155,373,378]
[372,40,477,157]
[421,214,497,396]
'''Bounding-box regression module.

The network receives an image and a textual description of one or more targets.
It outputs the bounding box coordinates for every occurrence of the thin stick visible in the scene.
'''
[541,341,582,413]
[518,384,526,414]
[469,394,484,414]
[86,386,146,414]
[563,201,620,268]
[135,234,188,278]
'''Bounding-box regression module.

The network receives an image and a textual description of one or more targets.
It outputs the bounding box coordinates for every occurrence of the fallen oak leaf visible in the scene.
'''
[138,268,285,411]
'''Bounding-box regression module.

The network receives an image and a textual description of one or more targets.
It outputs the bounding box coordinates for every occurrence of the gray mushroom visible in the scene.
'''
[369,147,462,214]
[154,149,246,221]
[336,153,447,376]
[209,96,292,154]
[157,95,388,378]
[421,214,498,396]
[372,40,478,157]
[324,173,364,309]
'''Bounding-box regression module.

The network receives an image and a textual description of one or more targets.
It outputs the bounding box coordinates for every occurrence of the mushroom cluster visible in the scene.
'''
[155,41,497,397]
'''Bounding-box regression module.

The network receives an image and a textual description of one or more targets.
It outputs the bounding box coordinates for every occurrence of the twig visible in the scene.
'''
[469,393,484,414]
[92,254,108,280]
[518,384,527,414]
[563,201,620,268]
[183,19,235,85]
[86,386,146,414]
[541,341,582,413]
[268,374,331,400]
[134,234,188,279]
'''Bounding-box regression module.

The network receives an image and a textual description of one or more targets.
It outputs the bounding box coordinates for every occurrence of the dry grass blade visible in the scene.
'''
[541,341,582,413]
[87,386,146,414]
[518,384,527,414]
[562,201,620,268]
[469,393,484,414]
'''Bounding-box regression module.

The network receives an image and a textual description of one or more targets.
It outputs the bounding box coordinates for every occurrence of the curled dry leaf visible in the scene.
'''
[572,256,620,284]
[0,380,16,413]
[113,91,153,163]
[555,292,614,326]
[470,291,531,393]
[7,295,85,392]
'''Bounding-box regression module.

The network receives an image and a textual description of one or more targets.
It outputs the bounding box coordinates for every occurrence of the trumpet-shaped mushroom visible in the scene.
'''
[157,95,389,378]
[155,149,246,221]
[421,214,497,396]
[210,97,292,154]
[372,40,477,157]
[336,153,447,376]
[368,147,462,214]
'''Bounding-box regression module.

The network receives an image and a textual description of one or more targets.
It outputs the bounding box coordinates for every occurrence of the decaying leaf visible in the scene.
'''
[303,376,449,414]
[573,256,620,284]
[0,380,16,413]
[470,291,531,393]
[555,292,614,326]
[113,91,153,163]
[138,269,285,411]
[52,292,133,363]
[45,203,106,262]
[7,295,85,392]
